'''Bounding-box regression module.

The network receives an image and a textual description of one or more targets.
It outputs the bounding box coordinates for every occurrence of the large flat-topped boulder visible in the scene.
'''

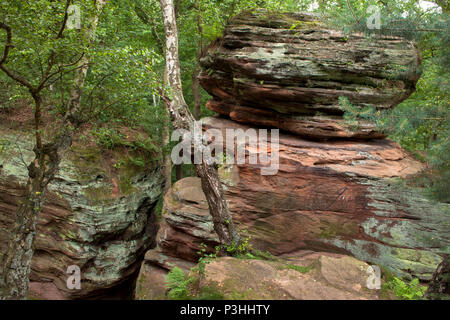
[137,252,384,300]
[196,254,381,300]
[199,10,422,139]
[146,117,449,281]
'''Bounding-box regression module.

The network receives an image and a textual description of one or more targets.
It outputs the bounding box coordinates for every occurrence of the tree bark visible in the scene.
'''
[0,128,72,299]
[132,4,173,194]
[0,0,107,299]
[192,65,201,120]
[192,1,203,120]
[159,0,241,248]
[175,164,183,181]
[425,255,450,300]
[162,104,173,193]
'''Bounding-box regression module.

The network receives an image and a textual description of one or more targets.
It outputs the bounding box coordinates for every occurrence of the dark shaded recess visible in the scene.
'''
[74,197,159,300]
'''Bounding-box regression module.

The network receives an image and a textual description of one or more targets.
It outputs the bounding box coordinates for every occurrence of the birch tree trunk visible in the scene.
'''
[162,68,173,193]
[192,0,203,121]
[425,255,450,300]
[159,0,241,248]
[0,0,107,300]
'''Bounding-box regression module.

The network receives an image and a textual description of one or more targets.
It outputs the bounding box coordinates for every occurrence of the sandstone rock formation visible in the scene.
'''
[141,11,448,291]
[0,127,163,299]
[196,253,380,300]
[145,118,449,282]
[199,11,422,139]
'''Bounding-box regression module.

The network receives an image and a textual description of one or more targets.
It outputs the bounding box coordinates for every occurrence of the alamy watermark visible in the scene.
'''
[171,120,279,176]
[366,265,381,290]
[66,265,81,290]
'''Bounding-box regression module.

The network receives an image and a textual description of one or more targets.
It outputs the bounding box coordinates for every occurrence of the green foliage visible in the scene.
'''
[195,229,252,276]
[195,285,225,300]
[132,0,318,153]
[196,243,218,276]
[91,127,126,150]
[153,193,165,218]
[341,57,449,203]
[165,267,193,300]
[223,229,251,256]
[0,1,86,87]
[90,124,160,170]
[250,249,278,261]
[0,0,164,155]
[0,80,25,114]
[0,139,10,155]
[283,263,313,273]
[165,265,224,300]
[331,1,449,203]
[339,96,380,131]
[383,276,427,300]
[388,59,449,202]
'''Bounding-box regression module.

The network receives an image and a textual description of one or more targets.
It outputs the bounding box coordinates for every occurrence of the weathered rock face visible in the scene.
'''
[138,11,445,299]
[146,117,449,281]
[137,251,384,300]
[197,253,381,300]
[199,11,422,139]
[0,128,163,299]
[425,255,450,300]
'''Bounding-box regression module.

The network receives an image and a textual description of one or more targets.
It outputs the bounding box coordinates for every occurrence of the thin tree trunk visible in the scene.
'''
[159,0,240,248]
[162,109,172,193]
[0,0,106,299]
[133,3,172,193]
[192,1,203,120]
[192,67,201,120]
[0,123,72,299]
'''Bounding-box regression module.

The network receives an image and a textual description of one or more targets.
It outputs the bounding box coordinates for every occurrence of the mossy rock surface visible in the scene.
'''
[195,253,382,300]
[0,125,164,299]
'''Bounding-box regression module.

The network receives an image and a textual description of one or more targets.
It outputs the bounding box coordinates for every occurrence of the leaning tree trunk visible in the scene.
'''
[159,0,240,248]
[0,128,72,299]
[0,0,106,300]
[192,59,201,120]
[192,1,203,121]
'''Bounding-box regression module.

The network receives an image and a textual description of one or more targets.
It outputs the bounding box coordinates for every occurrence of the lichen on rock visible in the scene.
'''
[0,127,163,299]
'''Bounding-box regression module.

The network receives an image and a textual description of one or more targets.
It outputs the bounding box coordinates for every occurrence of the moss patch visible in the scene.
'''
[277,262,313,274]
[84,185,114,205]
[319,221,359,240]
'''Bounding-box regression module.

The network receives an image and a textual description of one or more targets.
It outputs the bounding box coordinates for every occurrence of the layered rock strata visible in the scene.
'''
[0,128,163,299]
[199,11,421,139]
[145,117,449,282]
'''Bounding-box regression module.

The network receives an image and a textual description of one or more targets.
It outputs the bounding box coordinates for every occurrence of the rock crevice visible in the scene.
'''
[141,11,448,290]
